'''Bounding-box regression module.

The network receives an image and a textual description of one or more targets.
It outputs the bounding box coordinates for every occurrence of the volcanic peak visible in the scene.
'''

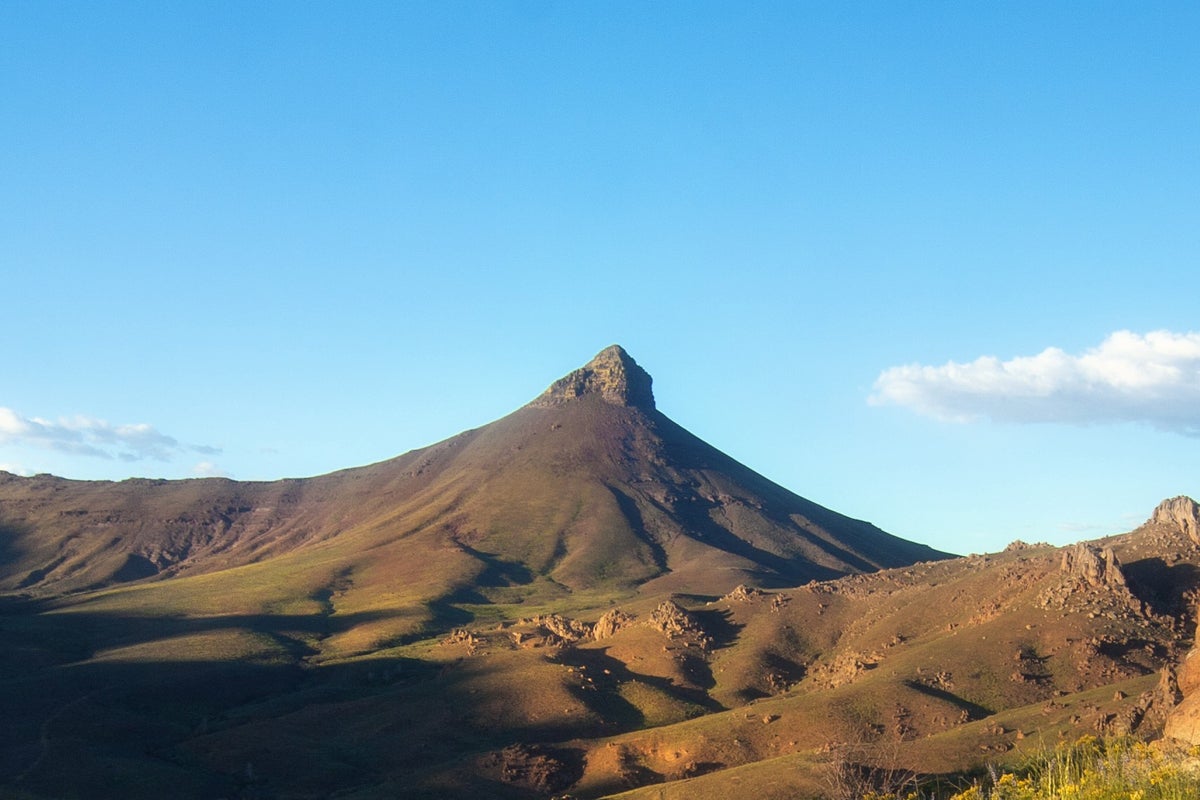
[530,344,655,410]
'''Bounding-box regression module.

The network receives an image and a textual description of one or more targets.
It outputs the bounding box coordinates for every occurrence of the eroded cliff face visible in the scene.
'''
[528,345,655,410]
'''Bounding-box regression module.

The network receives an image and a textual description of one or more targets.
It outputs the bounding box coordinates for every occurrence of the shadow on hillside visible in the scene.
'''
[1,602,407,662]
[455,543,535,587]
[427,595,478,632]
[651,414,917,575]
[555,645,724,731]
[690,607,743,650]
[0,602,599,800]
[0,520,36,579]
[903,680,993,720]
[1123,558,1200,619]
[609,488,669,573]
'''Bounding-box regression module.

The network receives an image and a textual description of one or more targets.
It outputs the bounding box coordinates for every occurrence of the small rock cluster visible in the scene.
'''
[440,628,483,654]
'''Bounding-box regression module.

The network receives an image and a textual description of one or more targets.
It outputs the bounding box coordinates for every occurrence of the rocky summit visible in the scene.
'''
[529,344,656,409]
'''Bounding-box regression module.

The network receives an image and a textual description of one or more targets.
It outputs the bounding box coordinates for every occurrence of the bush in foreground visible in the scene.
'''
[857,735,1200,800]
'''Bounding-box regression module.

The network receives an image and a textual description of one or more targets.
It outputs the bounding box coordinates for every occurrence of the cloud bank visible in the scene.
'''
[871,330,1200,435]
[0,408,220,461]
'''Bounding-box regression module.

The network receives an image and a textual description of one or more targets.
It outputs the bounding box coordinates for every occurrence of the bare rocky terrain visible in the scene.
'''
[1,347,1197,799]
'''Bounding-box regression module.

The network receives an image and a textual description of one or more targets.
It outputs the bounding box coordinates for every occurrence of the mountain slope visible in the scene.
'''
[0,345,968,800]
[1,350,1197,799]
[0,346,946,604]
[3,497,1192,800]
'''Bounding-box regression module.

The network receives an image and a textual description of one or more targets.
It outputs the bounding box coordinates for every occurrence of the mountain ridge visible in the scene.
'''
[0,346,947,598]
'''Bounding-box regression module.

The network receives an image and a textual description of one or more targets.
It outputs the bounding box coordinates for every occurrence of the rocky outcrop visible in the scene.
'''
[723,584,766,602]
[534,614,593,643]
[482,743,583,793]
[648,600,711,649]
[593,608,635,640]
[529,345,655,409]
[441,628,483,655]
[1152,496,1200,546]
[1039,543,1138,612]
[1163,617,1200,743]
[505,604,714,650]
[510,614,594,648]
[1060,543,1127,588]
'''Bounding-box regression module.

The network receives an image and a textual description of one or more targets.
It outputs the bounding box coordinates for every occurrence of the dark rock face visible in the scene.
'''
[530,345,655,410]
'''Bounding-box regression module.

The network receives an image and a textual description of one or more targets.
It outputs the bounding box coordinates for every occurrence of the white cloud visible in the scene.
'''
[192,461,230,478]
[0,407,221,461]
[871,330,1200,435]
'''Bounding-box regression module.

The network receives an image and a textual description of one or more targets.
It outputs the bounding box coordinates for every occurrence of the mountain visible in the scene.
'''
[0,345,945,607]
[8,348,1194,800]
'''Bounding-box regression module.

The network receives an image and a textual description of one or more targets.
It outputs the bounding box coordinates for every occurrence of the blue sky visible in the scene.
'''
[3,2,1198,555]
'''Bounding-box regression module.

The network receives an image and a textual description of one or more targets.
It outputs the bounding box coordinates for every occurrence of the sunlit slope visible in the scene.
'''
[98,510,1189,800]
[2,498,1196,799]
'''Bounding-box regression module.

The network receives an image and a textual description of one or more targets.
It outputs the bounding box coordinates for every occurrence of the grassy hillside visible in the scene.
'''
[1,349,1194,799]
[2,510,1196,799]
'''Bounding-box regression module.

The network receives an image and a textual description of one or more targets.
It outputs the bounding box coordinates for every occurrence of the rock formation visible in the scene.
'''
[647,600,710,648]
[1163,617,1200,743]
[1060,543,1127,588]
[508,614,595,648]
[1152,496,1200,546]
[723,584,766,602]
[593,608,634,640]
[529,345,655,409]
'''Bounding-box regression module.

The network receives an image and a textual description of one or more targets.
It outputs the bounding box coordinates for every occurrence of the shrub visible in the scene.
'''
[946,735,1200,800]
